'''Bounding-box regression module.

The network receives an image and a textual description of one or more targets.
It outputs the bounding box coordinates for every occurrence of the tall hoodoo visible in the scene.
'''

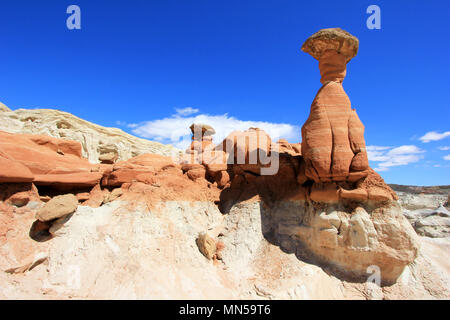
[301,28,369,183]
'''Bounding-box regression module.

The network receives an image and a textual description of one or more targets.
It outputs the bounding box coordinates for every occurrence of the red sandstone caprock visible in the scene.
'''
[300,28,369,183]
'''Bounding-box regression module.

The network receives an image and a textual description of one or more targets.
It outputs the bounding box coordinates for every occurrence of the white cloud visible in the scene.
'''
[438,146,450,151]
[444,155,450,161]
[130,109,300,150]
[175,107,199,116]
[366,146,391,162]
[366,146,391,151]
[367,145,425,172]
[387,145,424,155]
[419,131,450,143]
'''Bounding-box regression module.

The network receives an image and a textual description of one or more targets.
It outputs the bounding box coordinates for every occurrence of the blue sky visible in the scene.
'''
[0,0,449,185]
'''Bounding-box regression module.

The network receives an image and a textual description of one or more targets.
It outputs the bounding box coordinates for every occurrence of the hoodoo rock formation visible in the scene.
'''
[187,123,216,154]
[301,28,369,183]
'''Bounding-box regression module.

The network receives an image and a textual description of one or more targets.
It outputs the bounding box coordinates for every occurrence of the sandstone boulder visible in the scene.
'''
[82,184,109,208]
[99,152,118,164]
[196,233,216,260]
[36,194,78,222]
[104,188,123,203]
[187,167,206,181]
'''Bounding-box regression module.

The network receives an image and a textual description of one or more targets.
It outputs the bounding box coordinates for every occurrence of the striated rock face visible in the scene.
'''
[301,28,359,63]
[301,28,369,183]
[265,201,419,285]
[0,131,108,188]
[0,157,34,183]
[102,153,182,187]
[0,106,180,163]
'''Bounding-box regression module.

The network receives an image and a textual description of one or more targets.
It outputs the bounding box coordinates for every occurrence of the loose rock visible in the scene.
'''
[36,194,78,222]
[196,233,216,260]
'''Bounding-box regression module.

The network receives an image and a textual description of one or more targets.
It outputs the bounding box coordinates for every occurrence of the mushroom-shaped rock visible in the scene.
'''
[187,123,216,154]
[302,28,358,84]
[300,28,369,183]
[189,123,216,136]
[301,28,359,62]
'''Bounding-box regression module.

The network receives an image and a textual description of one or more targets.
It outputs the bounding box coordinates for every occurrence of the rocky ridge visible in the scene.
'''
[0,105,180,163]
[390,185,450,239]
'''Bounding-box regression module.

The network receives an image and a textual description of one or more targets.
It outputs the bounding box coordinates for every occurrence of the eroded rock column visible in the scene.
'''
[301,28,369,183]
[187,123,216,154]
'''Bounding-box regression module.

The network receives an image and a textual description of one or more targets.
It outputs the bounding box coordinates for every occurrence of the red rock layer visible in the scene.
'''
[0,128,395,210]
[0,131,109,188]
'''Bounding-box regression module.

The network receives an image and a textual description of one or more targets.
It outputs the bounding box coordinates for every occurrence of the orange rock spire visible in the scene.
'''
[300,28,369,183]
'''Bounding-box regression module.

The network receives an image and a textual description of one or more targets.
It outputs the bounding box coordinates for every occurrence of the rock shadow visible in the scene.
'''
[216,153,377,285]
